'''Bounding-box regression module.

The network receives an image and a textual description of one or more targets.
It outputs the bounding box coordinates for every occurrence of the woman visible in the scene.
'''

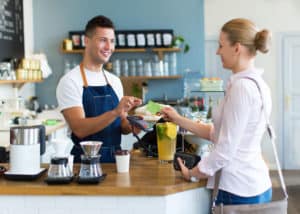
[161,18,272,205]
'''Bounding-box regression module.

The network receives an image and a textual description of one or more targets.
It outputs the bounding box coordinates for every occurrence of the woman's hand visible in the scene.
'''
[177,157,191,181]
[177,157,208,182]
[160,106,182,123]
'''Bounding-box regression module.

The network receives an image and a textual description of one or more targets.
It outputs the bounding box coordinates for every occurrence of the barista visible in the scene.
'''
[56,15,141,163]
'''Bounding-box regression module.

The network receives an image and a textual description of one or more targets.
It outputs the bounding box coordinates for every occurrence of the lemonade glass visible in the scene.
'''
[156,122,177,163]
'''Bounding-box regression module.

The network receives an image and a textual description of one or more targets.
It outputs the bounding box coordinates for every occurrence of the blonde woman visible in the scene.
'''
[161,18,272,205]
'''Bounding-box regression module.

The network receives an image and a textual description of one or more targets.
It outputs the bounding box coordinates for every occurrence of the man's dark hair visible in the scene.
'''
[85,15,115,37]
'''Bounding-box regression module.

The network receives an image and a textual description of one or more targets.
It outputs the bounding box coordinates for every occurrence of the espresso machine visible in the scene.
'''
[78,141,104,184]
[4,125,46,180]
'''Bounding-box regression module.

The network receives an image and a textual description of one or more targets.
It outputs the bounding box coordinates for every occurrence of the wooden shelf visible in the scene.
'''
[61,47,180,53]
[0,80,43,89]
[120,75,181,80]
[60,47,181,60]
[191,90,224,93]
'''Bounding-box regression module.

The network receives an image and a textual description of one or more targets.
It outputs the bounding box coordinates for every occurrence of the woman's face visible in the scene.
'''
[216,31,238,70]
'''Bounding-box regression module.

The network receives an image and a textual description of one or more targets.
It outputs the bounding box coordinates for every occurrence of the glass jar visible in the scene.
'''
[128,59,136,76]
[121,59,129,77]
[48,157,72,178]
[168,52,177,76]
[143,60,152,76]
[136,59,143,76]
[79,155,102,178]
[112,59,121,76]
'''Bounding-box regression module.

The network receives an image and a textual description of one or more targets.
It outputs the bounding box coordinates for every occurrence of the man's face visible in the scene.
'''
[85,27,115,65]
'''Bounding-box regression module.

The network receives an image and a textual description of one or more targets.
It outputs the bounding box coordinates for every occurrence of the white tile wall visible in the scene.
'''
[0,188,211,214]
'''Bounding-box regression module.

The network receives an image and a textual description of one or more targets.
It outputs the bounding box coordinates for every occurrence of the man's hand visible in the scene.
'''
[115,96,142,117]
[118,96,142,134]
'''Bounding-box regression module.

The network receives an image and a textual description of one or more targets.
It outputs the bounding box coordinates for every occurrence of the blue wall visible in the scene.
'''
[33,0,205,106]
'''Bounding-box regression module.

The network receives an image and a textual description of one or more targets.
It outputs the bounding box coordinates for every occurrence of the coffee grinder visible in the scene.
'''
[78,141,104,184]
[4,125,46,180]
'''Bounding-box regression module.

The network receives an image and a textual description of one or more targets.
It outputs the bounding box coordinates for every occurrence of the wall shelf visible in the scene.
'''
[191,90,225,93]
[0,80,43,89]
[120,75,181,80]
[60,47,181,60]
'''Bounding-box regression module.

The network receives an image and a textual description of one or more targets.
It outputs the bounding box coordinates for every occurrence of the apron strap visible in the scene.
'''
[102,68,111,87]
[80,63,111,87]
[80,63,88,87]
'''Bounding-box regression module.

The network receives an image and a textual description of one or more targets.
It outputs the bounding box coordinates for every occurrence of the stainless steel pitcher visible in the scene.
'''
[10,125,46,155]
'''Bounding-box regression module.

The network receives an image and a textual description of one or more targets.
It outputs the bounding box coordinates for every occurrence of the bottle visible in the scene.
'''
[191,96,198,112]
[206,96,213,120]
[198,97,205,111]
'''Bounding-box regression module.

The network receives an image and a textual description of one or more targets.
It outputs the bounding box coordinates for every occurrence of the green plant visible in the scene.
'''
[131,83,142,98]
[171,35,190,53]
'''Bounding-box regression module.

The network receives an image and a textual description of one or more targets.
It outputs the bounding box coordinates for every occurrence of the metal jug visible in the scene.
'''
[9,125,46,174]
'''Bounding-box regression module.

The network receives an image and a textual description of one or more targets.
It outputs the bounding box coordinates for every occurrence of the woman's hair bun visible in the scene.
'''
[254,29,272,54]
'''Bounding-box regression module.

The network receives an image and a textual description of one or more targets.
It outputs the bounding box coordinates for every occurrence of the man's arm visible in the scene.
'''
[62,106,119,139]
[62,96,142,139]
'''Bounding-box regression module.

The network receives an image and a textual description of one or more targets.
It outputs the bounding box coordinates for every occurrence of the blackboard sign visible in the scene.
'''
[0,0,24,62]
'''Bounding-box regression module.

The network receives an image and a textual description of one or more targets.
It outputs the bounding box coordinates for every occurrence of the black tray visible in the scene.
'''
[45,176,73,185]
[4,168,46,181]
[77,173,107,184]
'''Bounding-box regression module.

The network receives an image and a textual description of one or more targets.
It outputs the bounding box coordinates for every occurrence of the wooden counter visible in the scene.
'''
[0,151,206,196]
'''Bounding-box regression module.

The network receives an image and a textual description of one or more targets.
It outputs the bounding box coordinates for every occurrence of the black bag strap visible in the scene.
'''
[212,77,288,209]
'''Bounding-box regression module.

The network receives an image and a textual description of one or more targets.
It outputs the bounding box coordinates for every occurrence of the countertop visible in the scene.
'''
[0,150,206,196]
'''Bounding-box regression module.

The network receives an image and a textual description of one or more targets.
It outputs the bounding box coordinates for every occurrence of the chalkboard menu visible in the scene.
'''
[0,0,24,62]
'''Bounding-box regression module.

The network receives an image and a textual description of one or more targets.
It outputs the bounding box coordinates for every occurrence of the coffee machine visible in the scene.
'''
[5,125,46,179]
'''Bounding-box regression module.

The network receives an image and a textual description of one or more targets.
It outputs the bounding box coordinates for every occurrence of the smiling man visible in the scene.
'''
[56,15,141,163]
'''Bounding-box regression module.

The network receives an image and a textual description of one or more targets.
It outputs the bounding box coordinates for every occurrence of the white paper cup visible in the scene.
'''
[115,152,130,173]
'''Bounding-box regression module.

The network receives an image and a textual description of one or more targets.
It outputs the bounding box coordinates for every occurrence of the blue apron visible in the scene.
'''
[71,63,121,163]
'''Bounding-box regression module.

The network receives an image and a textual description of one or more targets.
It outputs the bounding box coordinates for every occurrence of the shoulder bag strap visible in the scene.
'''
[212,77,288,209]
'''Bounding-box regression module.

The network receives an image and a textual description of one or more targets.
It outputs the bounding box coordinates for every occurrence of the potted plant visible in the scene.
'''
[171,35,190,53]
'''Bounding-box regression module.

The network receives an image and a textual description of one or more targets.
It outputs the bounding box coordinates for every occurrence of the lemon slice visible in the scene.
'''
[165,122,177,140]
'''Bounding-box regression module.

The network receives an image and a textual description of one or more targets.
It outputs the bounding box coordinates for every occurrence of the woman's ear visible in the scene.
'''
[234,42,242,54]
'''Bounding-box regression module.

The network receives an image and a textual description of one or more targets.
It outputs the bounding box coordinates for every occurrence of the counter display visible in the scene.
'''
[0,151,211,214]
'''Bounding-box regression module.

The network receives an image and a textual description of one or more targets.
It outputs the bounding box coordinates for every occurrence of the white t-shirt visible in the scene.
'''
[56,65,123,111]
[198,67,272,197]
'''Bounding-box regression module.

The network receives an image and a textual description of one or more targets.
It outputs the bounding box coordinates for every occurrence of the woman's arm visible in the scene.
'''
[161,107,213,140]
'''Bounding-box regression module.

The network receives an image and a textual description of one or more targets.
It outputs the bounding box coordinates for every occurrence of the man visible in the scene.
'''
[56,15,141,163]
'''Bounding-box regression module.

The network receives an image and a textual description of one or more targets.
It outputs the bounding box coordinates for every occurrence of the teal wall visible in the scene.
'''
[33,0,205,106]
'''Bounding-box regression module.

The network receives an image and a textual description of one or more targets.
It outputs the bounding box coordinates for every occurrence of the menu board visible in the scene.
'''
[0,0,24,62]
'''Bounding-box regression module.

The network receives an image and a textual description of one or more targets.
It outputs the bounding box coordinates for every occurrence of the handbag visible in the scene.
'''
[173,151,201,171]
[211,77,288,214]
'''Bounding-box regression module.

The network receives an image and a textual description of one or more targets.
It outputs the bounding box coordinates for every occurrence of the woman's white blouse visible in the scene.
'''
[198,67,272,197]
